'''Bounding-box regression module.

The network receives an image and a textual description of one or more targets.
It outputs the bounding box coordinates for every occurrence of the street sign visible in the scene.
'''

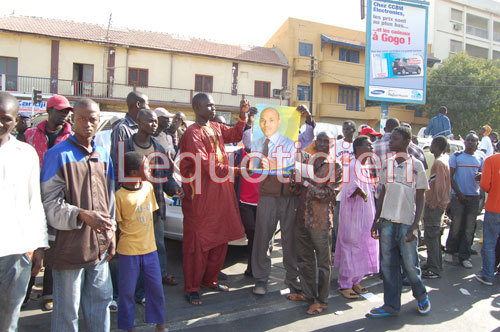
[18,100,47,112]
[365,0,429,104]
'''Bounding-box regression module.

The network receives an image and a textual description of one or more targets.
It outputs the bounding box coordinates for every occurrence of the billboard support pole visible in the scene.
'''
[380,102,389,133]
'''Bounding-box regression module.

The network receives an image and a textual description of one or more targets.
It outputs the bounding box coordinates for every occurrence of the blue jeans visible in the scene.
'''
[51,257,112,332]
[446,195,480,261]
[480,211,500,281]
[154,212,168,278]
[0,254,31,332]
[379,219,428,312]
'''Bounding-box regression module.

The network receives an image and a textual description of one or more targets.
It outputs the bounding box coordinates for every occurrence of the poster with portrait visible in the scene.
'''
[250,105,300,174]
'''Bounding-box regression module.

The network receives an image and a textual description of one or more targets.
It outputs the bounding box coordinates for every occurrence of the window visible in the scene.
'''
[466,44,489,59]
[195,74,213,92]
[299,42,313,57]
[494,21,500,42]
[0,57,18,91]
[297,85,310,101]
[128,68,148,87]
[73,63,94,96]
[466,14,489,39]
[339,48,360,63]
[450,40,463,54]
[493,50,500,60]
[451,9,463,23]
[254,81,270,98]
[338,86,360,111]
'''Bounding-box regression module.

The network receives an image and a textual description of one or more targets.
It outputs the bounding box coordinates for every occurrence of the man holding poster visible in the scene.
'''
[251,105,302,295]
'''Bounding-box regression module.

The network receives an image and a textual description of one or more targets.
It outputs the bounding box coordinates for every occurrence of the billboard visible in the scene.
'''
[365,0,429,104]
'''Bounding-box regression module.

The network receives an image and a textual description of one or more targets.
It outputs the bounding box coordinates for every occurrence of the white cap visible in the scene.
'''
[154,107,174,118]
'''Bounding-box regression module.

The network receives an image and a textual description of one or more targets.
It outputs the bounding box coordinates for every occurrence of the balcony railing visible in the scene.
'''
[466,25,488,39]
[0,75,285,108]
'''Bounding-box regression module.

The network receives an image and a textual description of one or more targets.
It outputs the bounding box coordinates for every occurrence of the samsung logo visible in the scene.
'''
[371,90,385,95]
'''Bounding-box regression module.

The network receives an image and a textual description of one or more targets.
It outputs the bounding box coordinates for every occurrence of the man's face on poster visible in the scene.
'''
[259,108,281,138]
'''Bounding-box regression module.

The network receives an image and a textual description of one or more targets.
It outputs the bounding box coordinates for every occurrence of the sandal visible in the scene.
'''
[162,274,178,286]
[185,291,202,305]
[366,306,395,318]
[306,302,327,315]
[353,284,368,295]
[286,293,309,302]
[339,288,360,299]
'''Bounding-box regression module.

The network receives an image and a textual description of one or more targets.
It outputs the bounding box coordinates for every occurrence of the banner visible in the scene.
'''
[365,0,429,104]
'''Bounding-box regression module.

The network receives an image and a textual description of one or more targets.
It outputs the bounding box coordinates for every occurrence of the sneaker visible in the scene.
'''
[109,300,118,312]
[417,297,431,315]
[475,274,493,286]
[253,280,268,295]
[461,260,473,269]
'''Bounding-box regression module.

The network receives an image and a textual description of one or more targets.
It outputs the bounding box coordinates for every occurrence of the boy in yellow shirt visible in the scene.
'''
[116,151,166,332]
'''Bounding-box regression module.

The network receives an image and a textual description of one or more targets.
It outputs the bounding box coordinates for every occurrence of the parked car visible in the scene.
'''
[300,122,343,140]
[164,194,247,245]
[416,135,464,154]
[392,58,421,75]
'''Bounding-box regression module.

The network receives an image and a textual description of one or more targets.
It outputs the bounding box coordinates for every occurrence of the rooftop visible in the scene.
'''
[0,15,288,67]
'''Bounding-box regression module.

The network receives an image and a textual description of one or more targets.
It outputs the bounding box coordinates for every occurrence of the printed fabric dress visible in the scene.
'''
[334,158,379,283]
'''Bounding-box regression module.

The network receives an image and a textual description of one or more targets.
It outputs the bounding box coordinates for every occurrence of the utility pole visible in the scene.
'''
[309,56,314,112]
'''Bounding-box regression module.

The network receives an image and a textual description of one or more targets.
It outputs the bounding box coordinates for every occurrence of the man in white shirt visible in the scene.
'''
[0,92,48,331]
[479,125,494,158]
[368,126,430,318]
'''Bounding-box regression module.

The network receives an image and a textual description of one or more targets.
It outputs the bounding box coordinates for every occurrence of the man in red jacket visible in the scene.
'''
[25,95,72,167]
[23,94,72,311]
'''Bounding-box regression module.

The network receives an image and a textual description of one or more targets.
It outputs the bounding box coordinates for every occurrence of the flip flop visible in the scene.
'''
[306,302,327,315]
[366,307,394,318]
[339,288,360,299]
[353,284,368,294]
[286,293,309,302]
[185,292,202,305]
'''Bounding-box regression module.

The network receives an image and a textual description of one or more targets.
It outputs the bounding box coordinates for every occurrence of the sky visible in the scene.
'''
[0,0,367,46]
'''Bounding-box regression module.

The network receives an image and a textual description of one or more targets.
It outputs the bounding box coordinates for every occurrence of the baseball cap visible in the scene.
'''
[154,107,174,118]
[360,126,382,137]
[46,95,73,111]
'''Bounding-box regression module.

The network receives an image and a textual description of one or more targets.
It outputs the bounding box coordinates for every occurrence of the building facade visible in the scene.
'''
[265,18,429,130]
[428,0,500,60]
[0,15,288,121]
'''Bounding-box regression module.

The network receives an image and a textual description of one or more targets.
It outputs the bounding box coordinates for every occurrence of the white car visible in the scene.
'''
[164,142,247,245]
[417,127,464,154]
[164,195,248,245]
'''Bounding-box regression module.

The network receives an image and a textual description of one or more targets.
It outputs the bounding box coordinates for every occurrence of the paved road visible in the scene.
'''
[18,214,500,332]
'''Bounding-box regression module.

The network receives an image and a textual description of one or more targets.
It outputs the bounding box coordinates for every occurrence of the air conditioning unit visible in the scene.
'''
[453,23,462,31]
[272,89,282,98]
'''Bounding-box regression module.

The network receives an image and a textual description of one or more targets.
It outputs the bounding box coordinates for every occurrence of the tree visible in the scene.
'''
[425,53,500,138]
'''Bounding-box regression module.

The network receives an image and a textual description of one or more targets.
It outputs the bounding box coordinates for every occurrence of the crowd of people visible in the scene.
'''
[1,89,499,331]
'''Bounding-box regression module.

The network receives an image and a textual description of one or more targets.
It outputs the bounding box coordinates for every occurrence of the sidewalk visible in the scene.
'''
[18,214,493,331]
